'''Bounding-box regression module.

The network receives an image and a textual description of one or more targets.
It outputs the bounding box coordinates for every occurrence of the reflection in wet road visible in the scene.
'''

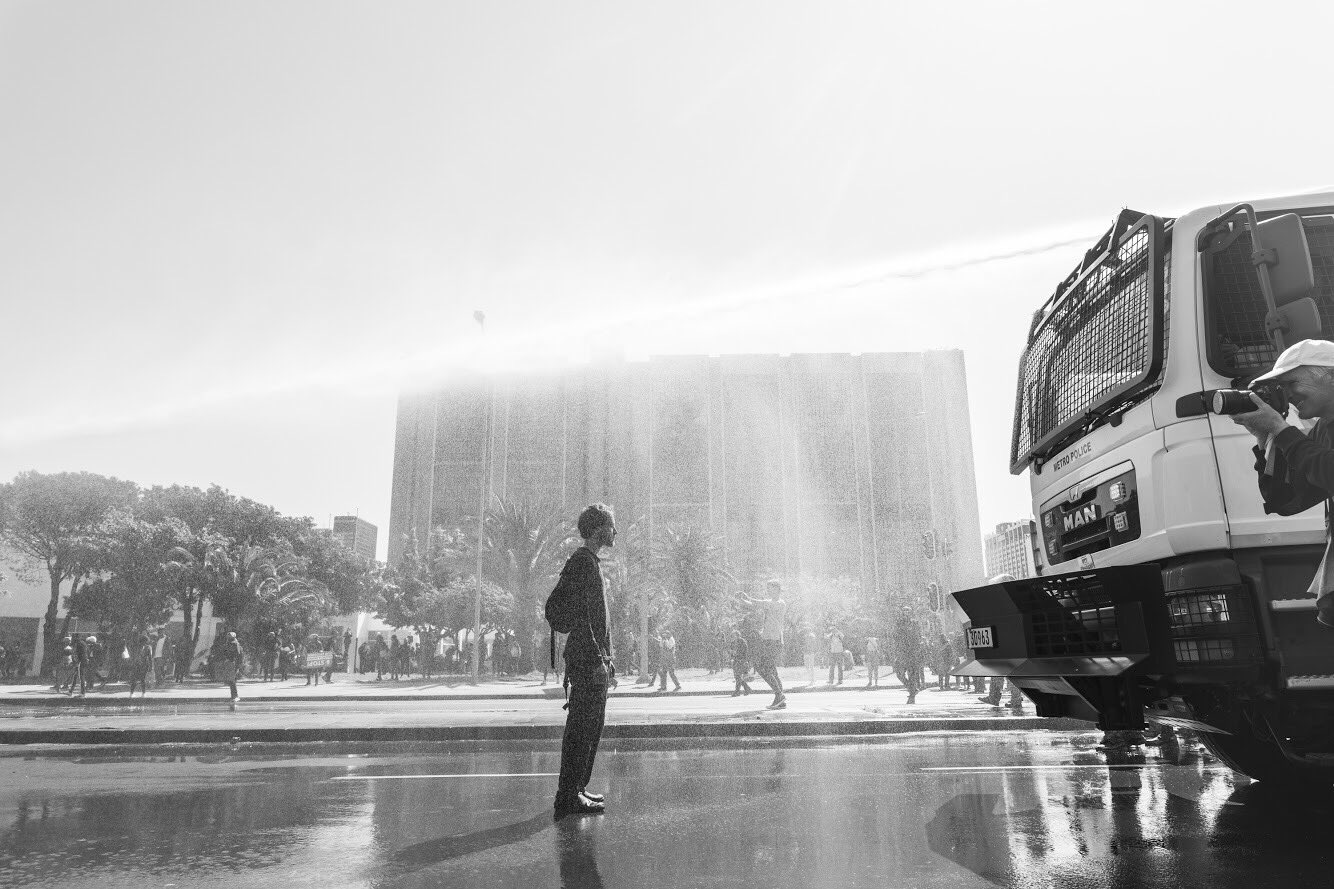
[1,732,1330,888]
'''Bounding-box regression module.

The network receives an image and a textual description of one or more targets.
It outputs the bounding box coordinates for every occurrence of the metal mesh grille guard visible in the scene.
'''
[1011,213,1164,472]
[1208,214,1334,375]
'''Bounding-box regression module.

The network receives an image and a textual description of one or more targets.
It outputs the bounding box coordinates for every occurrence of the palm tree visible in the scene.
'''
[649,525,733,668]
[481,498,575,670]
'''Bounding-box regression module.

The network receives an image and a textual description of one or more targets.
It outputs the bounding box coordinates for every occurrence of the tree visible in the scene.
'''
[0,471,138,676]
[481,498,573,668]
[647,524,733,668]
[65,510,185,637]
[404,576,513,638]
[143,484,294,659]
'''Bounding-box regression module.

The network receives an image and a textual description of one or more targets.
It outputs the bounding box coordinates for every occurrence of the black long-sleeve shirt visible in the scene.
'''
[558,546,611,673]
[1254,420,1334,516]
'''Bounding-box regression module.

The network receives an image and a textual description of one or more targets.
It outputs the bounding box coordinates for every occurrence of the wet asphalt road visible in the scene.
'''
[3,731,1331,889]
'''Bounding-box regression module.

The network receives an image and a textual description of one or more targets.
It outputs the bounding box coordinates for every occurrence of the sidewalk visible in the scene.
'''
[0,667,1090,746]
[0,666,994,705]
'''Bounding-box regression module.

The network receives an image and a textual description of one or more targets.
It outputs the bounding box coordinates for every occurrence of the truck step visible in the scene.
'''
[1271,598,1318,612]
[1285,674,1334,690]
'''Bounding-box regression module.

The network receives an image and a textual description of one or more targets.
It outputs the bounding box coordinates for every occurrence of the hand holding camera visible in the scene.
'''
[1219,384,1290,443]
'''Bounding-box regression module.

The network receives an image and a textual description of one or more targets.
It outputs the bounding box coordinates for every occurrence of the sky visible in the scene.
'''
[3,1,1334,563]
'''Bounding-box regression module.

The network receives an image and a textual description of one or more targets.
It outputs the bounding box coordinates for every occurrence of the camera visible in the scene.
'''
[1208,382,1289,416]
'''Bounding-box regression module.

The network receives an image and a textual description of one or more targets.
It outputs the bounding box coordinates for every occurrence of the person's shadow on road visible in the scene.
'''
[381,809,605,887]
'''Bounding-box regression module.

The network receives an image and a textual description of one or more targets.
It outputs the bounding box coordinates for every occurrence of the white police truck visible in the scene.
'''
[951,190,1334,786]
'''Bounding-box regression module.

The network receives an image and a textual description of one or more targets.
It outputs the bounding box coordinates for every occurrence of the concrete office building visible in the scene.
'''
[389,351,985,615]
[984,520,1038,581]
[332,516,378,564]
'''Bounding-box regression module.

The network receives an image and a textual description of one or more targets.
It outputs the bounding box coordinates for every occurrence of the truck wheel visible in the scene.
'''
[1199,731,1334,789]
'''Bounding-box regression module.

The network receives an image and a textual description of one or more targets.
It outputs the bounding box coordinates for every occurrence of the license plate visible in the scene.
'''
[966,626,994,649]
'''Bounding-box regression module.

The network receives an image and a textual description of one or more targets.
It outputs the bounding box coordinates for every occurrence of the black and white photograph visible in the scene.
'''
[2,2,1333,887]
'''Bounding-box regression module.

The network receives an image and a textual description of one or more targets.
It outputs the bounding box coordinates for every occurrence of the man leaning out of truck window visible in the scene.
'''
[1232,338,1334,628]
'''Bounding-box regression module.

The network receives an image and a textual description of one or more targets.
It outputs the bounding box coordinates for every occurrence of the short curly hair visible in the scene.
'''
[577,503,615,539]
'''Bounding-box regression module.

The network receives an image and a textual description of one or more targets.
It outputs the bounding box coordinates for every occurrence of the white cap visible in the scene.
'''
[1252,339,1334,383]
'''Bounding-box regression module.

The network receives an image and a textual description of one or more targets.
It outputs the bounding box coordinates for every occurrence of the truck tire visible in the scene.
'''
[1199,731,1334,789]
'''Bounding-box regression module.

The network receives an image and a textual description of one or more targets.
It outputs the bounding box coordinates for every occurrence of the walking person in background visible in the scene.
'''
[864,636,882,688]
[388,635,401,681]
[552,504,617,818]
[656,630,681,692]
[729,629,753,696]
[742,579,788,710]
[217,631,243,703]
[128,633,154,697]
[827,627,845,685]
[891,608,925,704]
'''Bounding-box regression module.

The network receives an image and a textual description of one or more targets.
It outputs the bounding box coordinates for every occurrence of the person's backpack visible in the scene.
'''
[544,571,584,634]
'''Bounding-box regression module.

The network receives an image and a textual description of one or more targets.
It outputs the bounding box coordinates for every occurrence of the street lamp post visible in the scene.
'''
[471,311,491,684]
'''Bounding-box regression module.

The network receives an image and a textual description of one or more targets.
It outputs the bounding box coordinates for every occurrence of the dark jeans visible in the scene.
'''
[658,664,680,689]
[558,668,608,797]
[828,658,843,683]
[754,639,784,697]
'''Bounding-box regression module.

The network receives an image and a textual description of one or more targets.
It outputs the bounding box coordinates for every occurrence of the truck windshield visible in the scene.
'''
[1010,212,1167,474]
[1204,212,1334,377]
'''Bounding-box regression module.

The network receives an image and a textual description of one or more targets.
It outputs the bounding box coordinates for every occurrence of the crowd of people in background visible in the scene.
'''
[6,604,1008,709]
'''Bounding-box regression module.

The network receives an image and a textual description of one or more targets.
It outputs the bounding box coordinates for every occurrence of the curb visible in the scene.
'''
[0,717,1094,746]
[0,684,939,707]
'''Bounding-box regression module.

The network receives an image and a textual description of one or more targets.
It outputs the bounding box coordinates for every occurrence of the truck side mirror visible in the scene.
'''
[1269,296,1323,342]
[1257,213,1315,305]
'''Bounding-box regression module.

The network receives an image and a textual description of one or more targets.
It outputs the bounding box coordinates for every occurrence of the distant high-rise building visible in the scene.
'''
[332,516,378,563]
[389,351,985,621]
[984,521,1037,580]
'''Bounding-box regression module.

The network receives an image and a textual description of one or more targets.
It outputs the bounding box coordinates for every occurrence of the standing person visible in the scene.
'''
[260,633,278,682]
[827,627,845,685]
[933,633,955,690]
[552,504,617,818]
[741,579,788,710]
[278,634,295,681]
[638,631,660,687]
[301,635,322,687]
[388,635,401,681]
[508,636,522,678]
[1231,339,1334,628]
[891,608,926,705]
[217,631,243,702]
[176,635,192,683]
[864,636,882,688]
[657,630,681,692]
[68,634,91,697]
[55,636,75,692]
[729,629,753,696]
[128,633,154,697]
[802,627,818,685]
[374,635,388,680]
[342,629,354,673]
[85,635,106,690]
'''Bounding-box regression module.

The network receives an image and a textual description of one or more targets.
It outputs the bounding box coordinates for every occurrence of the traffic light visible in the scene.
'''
[921,530,937,559]
[927,582,942,612]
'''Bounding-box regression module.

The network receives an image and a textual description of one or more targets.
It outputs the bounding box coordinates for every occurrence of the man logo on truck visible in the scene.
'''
[1063,503,1100,532]
[1231,338,1334,629]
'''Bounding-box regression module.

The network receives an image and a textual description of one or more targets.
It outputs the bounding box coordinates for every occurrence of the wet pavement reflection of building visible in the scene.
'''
[2,733,1331,888]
